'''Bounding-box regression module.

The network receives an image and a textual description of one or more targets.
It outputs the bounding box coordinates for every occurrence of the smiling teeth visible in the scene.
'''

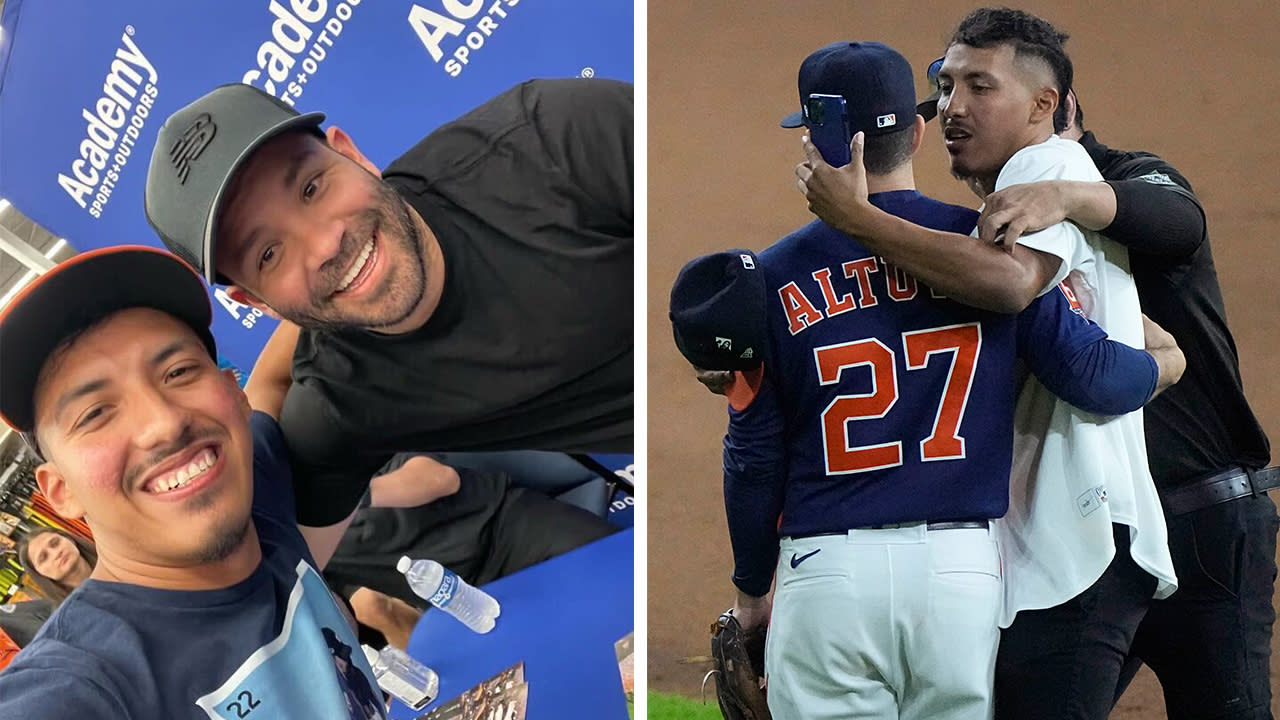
[153,448,216,493]
[337,239,375,292]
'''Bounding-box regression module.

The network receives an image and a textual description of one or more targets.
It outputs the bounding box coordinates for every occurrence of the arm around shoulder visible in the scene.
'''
[1103,174,1206,257]
[245,320,302,420]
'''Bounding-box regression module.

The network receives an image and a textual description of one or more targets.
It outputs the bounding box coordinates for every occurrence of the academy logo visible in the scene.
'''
[241,0,365,107]
[57,27,159,219]
[408,0,522,78]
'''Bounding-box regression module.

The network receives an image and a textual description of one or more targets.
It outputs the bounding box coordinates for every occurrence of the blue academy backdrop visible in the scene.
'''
[0,0,633,373]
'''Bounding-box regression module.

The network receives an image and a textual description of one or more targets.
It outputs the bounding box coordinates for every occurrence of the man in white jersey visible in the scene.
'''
[796,8,1176,718]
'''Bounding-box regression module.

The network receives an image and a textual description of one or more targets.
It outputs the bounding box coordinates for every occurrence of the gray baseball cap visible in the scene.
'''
[144,83,325,284]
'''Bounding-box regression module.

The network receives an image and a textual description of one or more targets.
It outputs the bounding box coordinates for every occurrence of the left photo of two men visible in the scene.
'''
[1,1,1278,720]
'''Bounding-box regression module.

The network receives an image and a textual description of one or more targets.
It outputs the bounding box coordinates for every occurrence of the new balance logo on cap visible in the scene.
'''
[876,113,896,128]
[169,113,217,184]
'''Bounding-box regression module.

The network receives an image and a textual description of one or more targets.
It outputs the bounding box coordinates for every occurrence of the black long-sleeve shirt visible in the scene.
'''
[1083,131,1270,487]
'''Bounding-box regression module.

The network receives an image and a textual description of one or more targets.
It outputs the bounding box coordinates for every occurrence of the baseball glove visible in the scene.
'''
[707,610,771,720]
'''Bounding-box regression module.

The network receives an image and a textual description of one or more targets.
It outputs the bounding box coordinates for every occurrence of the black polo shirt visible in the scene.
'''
[281,79,634,526]
[1083,131,1270,487]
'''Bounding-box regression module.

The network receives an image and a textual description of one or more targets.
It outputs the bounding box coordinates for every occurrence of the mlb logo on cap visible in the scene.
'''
[670,249,768,371]
[779,41,918,137]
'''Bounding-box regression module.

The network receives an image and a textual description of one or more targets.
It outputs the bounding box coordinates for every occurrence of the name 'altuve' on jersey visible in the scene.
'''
[723,190,1159,598]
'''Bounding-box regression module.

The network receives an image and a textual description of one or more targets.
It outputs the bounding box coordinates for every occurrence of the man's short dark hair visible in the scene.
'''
[864,126,914,175]
[951,7,1073,127]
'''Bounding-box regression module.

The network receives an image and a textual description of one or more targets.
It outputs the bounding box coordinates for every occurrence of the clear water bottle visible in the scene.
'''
[361,644,439,711]
[397,556,501,633]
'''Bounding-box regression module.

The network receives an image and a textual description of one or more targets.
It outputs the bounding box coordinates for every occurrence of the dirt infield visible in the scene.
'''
[646,2,1280,717]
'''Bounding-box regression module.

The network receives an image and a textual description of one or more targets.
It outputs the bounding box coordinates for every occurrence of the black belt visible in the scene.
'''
[791,520,988,539]
[1161,466,1280,516]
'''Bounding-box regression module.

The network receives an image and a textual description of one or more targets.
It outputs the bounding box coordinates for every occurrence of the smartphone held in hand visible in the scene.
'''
[806,93,852,167]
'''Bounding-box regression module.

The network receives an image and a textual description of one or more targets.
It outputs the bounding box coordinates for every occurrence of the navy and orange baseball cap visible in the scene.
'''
[780,41,918,136]
[669,250,767,371]
[0,246,216,442]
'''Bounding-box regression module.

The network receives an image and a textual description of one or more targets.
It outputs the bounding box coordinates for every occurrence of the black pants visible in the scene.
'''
[994,524,1157,720]
[1115,492,1279,720]
[325,468,618,609]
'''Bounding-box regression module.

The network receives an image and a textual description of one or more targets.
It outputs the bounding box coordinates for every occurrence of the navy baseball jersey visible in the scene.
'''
[722,190,1158,596]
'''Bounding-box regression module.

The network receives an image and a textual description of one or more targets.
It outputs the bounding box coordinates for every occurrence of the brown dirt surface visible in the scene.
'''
[646,2,1280,717]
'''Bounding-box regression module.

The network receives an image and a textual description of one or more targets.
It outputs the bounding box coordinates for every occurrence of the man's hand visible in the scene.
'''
[732,588,772,632]
[709,589,773,720]
[1142,313,1186,397]
[978,181,1072,248]
[795,132,873,236]
[695,367,735,396]
[979,180,1118,247]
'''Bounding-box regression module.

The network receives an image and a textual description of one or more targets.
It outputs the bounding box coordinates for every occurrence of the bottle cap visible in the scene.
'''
[362,644,379,666]
[397,556,412,574]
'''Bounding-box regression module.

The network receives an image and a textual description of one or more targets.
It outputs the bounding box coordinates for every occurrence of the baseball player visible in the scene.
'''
[797,10,1180,718]
[677,41,1185,720]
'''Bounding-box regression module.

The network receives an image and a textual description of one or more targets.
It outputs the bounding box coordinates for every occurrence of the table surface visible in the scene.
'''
[393,528,635,719]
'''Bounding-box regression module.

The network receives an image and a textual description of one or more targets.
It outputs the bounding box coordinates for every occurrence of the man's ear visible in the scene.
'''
[325,126,381,175]
[221,369,254,419]
[226,285,280,320]
[1030,86,1059,125]
[1061,89,1079,134]
[909,113,927,155]
[36,463,85,520]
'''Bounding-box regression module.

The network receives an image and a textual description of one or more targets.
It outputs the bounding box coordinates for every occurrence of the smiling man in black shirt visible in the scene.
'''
[968,89,1277,720]
[144,78,633,563]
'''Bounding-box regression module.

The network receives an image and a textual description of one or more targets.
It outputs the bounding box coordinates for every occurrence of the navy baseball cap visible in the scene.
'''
[780,41,918,135]
[918,56,945,122]
[0,246,216,441]
[145,83,325,284]
[669,250,768,371]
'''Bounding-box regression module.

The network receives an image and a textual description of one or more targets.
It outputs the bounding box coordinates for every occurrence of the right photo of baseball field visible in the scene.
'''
[647,3,1280,719]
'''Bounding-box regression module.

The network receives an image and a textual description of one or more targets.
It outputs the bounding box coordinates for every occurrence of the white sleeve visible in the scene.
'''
[994,139,1103,294]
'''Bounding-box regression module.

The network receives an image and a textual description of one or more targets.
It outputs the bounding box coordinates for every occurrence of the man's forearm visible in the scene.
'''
[369,457,461,508]
[846,207,1048,314]
[1062,180,1117,231]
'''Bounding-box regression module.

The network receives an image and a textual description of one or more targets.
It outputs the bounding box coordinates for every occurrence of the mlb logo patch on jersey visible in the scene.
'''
[876,113,896,128]
[1077,485,1108,517]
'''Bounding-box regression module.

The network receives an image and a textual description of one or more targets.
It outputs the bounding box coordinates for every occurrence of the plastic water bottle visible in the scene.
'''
[397,556,500,633]
[361,644,439,711]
